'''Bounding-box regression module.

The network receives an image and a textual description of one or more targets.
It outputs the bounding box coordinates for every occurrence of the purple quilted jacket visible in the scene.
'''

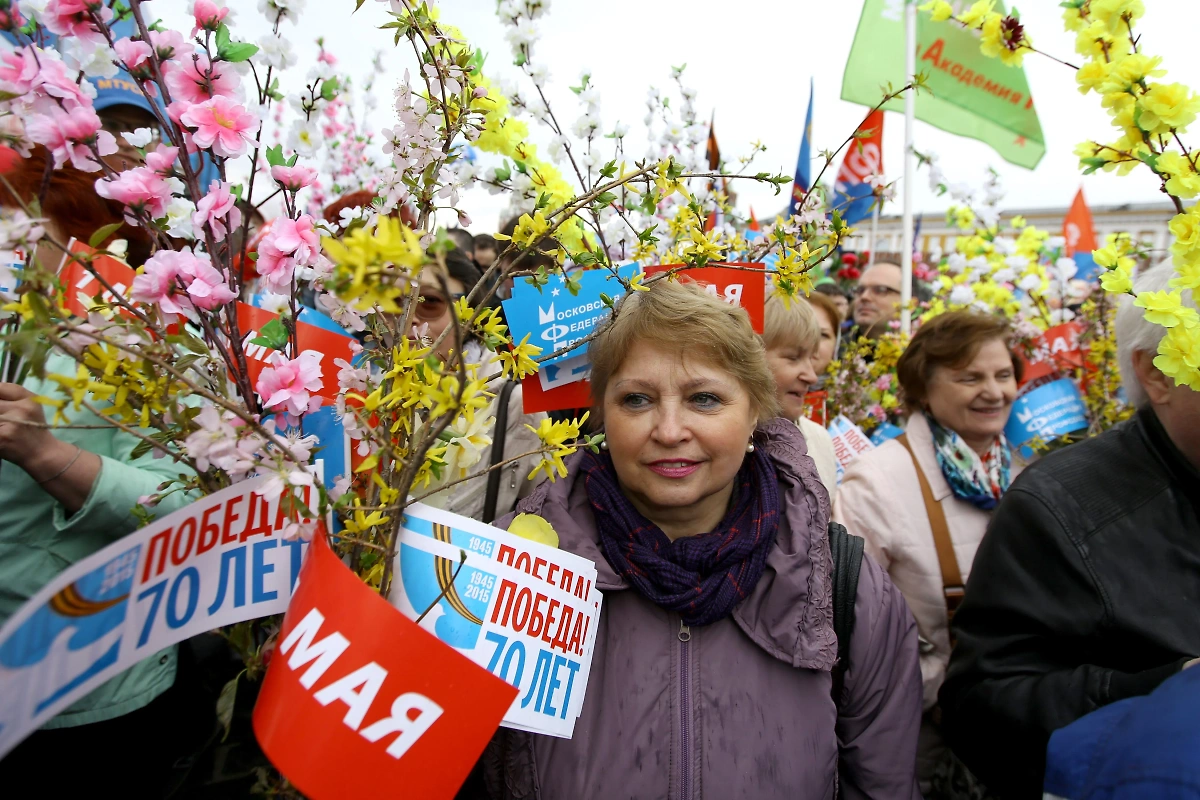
[487,418,922,800]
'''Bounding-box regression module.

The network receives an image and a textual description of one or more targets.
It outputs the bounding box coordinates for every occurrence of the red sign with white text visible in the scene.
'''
[1021,322,1086,386]
[644,263,765,332]
[59,240,138,319]
[253,532,517,800]
[235,303,356,404]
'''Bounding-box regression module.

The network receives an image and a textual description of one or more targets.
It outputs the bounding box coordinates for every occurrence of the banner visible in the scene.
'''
[803,391,827,427]
[235,303,357,404]
[521,371,592,415]
[253,532,517,800]
[841,0,1045,170]
[59,240,138,319]
[502,263,639,371]
[832,110,884,226]
[1064,188,1098,257]
[0,476,310,758]
[643,263,766,333]
[828,414,877,483]
[1021,322,1086,386]
[390,503,601,739]
[1004,377,1088,450]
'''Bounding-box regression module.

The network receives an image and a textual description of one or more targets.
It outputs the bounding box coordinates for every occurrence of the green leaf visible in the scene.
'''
[168,331,209,355]
[320,77,340,101]
[1137,150,1160,171]
[215,23,231,50]
[513,51,527,67]
[249,317,290,351]
[286,153,298,167]
[216,673,241,742]
[493,163,512,183]
[88,222,124,249]
[513,159,528,175]
[265,144,287,168]
[599,160,618,179]
[1080,156,1109,175]
[130,439,154,460]
[593,191,617,207]
[355,0,367,9]
[220,42,258,63]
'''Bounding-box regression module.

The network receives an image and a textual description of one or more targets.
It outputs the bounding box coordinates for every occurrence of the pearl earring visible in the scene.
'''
[746,441,755,453]
[599,439,609,451]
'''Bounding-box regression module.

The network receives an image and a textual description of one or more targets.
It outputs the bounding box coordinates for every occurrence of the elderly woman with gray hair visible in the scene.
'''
[938,260,1200,799]
[477,280,921,800]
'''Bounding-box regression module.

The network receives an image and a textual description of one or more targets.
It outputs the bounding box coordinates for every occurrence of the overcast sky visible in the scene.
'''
[154,0,1199,231]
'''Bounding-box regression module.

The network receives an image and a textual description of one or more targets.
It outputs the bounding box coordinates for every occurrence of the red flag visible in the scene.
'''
[704,115,727,232]
[748,207,761,232]
[1063,188,1097,257]
[253,531,518,800]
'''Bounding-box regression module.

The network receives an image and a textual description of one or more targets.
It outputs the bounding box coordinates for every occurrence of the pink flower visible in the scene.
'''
[164,53,240,104]
[873,376,892,392]
[148,29,187,62]
[131,250,194,320]
[192,180,242,241]
[270,164,317,191]
[184,259,237,309]
[95,167,173,220]
[41,0,113,45]
[269,215,320,263]
[255,241,296,293]
[145,144,179,176]
[179,96,256,159]
[25,105,116,171]
[35,56,95,111]
[0,48,39,95]
[191,0,229,36]
[131,249,235,320]
[113,37,153,72]
[256,350,324,419]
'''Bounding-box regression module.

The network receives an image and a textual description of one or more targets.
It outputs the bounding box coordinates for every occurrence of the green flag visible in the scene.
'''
[841,0,1045,169]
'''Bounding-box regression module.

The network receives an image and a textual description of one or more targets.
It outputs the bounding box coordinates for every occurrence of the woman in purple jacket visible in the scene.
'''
[484,281,923,799]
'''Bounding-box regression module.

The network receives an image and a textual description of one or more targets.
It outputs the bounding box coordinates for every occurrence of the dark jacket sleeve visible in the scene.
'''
[938,484,1189,799]
[837,551,923,800]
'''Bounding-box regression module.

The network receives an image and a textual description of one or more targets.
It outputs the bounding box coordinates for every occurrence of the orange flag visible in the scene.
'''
[749,207,761,232]
[1063,188,1097,257]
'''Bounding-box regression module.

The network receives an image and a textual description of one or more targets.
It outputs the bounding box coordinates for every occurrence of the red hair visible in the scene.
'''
[0,147,151,264]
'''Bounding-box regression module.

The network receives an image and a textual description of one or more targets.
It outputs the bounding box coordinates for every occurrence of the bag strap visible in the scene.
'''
[828,520,864,704]
[896,433,965,626]
[482,379,517,524]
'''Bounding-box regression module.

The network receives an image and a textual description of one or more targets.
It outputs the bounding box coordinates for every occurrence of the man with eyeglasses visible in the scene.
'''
[851,262,905,340]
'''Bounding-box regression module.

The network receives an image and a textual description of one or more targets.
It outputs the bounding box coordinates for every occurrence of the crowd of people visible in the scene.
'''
[0,64,1198,800]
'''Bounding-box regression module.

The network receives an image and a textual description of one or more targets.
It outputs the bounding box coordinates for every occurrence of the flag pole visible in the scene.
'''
[900,0,916,337]
[868,204,880,268]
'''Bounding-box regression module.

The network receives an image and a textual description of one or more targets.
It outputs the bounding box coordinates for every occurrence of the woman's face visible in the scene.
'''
[415,275,466,362]
[603,339,759,536]
[925,338,1018,453]
[766,343,818,422]
[814,309,837,376]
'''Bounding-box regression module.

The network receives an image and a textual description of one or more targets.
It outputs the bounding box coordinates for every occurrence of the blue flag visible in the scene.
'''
[786,79,814,218]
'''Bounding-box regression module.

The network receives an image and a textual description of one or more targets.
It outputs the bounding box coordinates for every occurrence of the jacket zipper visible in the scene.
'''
[678,619,692,800]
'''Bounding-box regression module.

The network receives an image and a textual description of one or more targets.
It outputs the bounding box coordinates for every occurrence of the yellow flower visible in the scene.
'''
[1093,243,1136,274]
[1099,265,1134,295]
[1010,215,1027,229]
[959,0,995,28]
[1076,60,1110,95]
[919,0,953,22]
[1138,83,1200,135]
[1134,291,1199,329]
[507,513,560,548]
[1156,151,1200,199]
[1154,325,1200,389]
[525,412,589,482]
[1170,210,1200,253]
[951,206,975,230]
[1089,0,1146,36]
[498,333,542,379]
[1098,54,1164,95]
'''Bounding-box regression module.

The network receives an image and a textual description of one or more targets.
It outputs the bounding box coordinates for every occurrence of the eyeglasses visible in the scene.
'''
[852,285,901,299]
[414,290,466,321]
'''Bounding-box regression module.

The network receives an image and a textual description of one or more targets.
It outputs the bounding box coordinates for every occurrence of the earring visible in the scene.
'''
[599,440,609,451]
[746,441,755,453]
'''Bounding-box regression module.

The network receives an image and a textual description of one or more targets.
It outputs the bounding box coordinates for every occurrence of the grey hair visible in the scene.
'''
[1115,258,1195,408]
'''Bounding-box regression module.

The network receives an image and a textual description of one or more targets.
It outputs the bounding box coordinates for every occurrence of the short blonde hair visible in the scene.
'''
[589,279,780,423]
[763,293,821,354]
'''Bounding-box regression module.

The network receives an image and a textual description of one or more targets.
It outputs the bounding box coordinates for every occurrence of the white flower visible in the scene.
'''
[1055,257,1078,281]
[1018,273,1042,292]
[288,118,321,157]
[1003,255,1029,271]
[122,128,154,148]
[258,0,306,24]
[611,121,629,138]
[257,34,297,70]
[946,253,968,275]
[1049,308,1077,325]
[164,198,198,240]
[259,293,292,315]
[949,284,976,305]
[59,38,119,80]
[992,237,1017,256]
[442,413,494,479]
[1046,236,1067,252]
[527,62,549,87]
[947,183,973,202]
[578,85,601,110]
[992,267,1017,283]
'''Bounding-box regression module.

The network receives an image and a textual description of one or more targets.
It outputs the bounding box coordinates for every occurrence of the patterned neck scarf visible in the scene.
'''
[579,446,780,627]
[926,413,1012,511]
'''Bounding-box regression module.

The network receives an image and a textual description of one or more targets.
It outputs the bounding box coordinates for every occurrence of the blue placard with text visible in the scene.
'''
[502,264,639,370]
[1004,377,1088,449]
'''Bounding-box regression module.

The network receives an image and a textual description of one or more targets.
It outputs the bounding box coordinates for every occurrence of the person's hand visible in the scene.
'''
[0,382,63,473]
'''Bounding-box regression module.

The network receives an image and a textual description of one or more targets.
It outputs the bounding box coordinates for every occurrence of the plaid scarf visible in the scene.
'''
[579,446,780,627]
[926,413,1012,511]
